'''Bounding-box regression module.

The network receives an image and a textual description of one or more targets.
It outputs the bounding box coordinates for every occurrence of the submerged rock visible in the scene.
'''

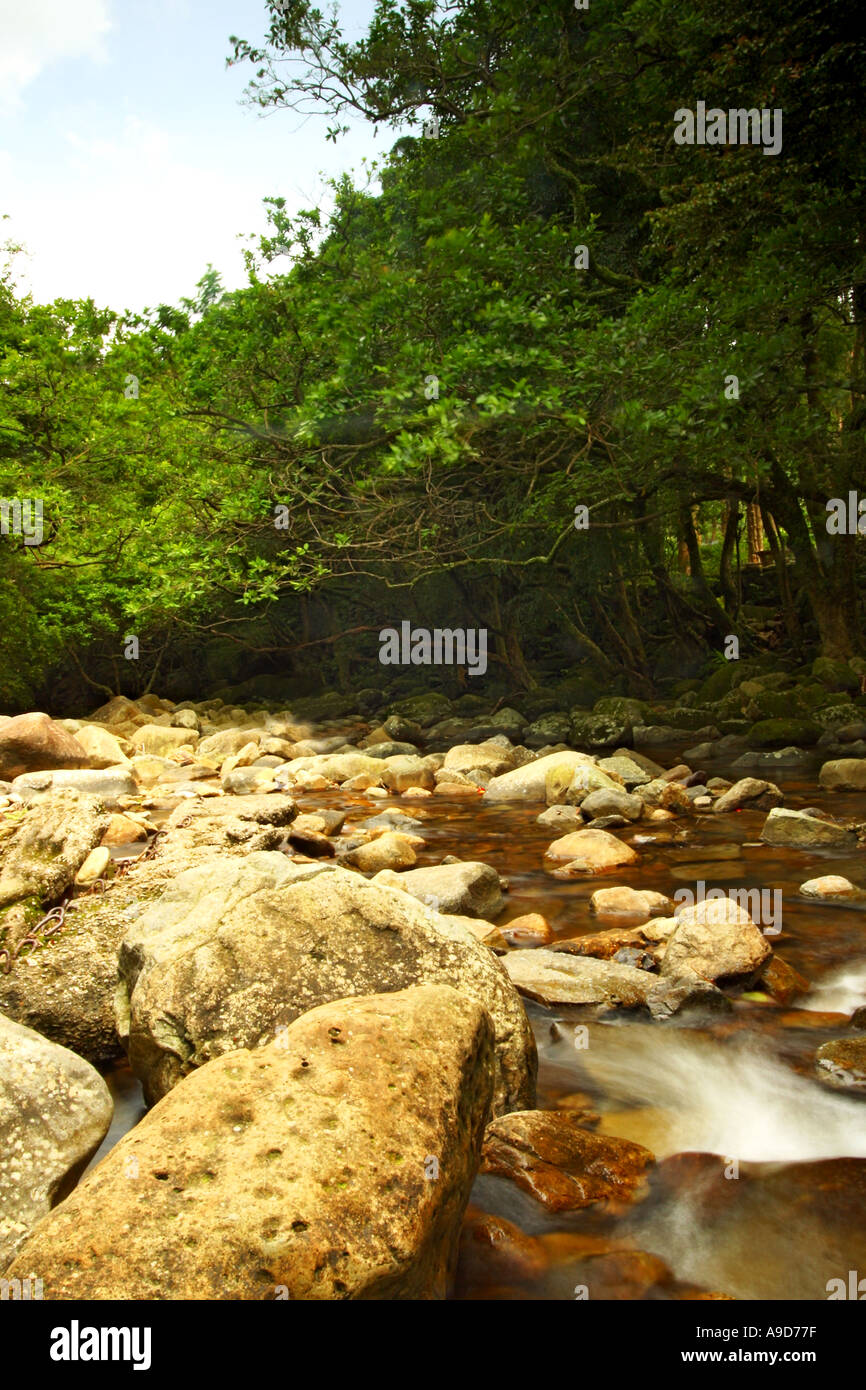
[479,1110,653,1213]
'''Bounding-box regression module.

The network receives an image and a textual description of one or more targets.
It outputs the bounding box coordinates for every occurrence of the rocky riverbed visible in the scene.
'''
[1,680,865,1300]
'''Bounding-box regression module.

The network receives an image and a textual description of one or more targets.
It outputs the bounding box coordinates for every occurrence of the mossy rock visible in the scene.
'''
[696,665,739,704]
[592,696,649,723]
[813,704,864,729]
[664,705,726,731]
[812,657,861,693]
[747,717,821,748]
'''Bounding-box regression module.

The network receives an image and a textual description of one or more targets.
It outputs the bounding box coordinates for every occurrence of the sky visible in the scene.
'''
[0,0,388,312]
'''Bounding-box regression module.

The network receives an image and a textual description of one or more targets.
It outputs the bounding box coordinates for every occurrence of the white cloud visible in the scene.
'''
[0,0,112,109]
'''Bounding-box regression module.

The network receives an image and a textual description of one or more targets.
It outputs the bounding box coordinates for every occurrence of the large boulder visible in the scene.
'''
[661,899,771,983]
[0,713,90,781]
[388,861,505,919]
[819,759,866,792]
[0,1011,112,1268]
[342,833,417,873]
[443,743,514,778]
[0,794,109,951]
[116,856,534,1113]
[759,807,857,850]
[11,768,138,807]
[5,987,496,1299]
[482,752,596,803]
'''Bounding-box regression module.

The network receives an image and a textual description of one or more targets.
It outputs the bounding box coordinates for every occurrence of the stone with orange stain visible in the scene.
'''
[479,1110,654,1213]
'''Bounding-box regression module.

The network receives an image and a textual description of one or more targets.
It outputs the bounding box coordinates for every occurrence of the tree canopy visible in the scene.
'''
[1,0,864,710]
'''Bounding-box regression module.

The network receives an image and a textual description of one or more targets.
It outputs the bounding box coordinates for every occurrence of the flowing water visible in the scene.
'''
[91,744,866,1299]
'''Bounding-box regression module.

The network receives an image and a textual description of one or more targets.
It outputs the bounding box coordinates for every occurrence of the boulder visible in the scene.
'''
[815,1038,866,1094]
[390,861,505,919]
[221,767,278,795]
[500,914,553,948]
[380,756,436,793]
[760,807,856,850]
[196,728,264,764]
[800,875,866,903]
[11,768,138,806]
[0,1011,112,1268]
[590,886,675,920]
[131,724,199,757]
[535,805,583,831]
[88,695,148,727]
[579,788,642,822]
[0,713,90,781]
[283,753,387,785]
[479,1110,653,1213]
[342,833,417,873]
[482,752,596,803]
[597,754,652,788]
[116,856,533,1112]
[819,759,866,792]
[5,987,496,1299]
[442,743,514,778]
[544,829,639,873]
[72,725,132,769]
[747,718,821,748]
[712,778,783,814]
[570,713,632,749]
[661,899,772,983]
[100,813,148,846]
[503,949,654,1009]
[0,794,110,950]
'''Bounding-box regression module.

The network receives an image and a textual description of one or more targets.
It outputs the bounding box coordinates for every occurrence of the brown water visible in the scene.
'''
[94,746,866,1300]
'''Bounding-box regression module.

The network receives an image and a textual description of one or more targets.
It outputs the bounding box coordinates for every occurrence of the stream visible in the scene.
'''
[91,744,866,1300]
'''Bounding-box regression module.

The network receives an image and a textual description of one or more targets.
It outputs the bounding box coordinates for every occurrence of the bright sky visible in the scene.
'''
[0,0,388,312]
